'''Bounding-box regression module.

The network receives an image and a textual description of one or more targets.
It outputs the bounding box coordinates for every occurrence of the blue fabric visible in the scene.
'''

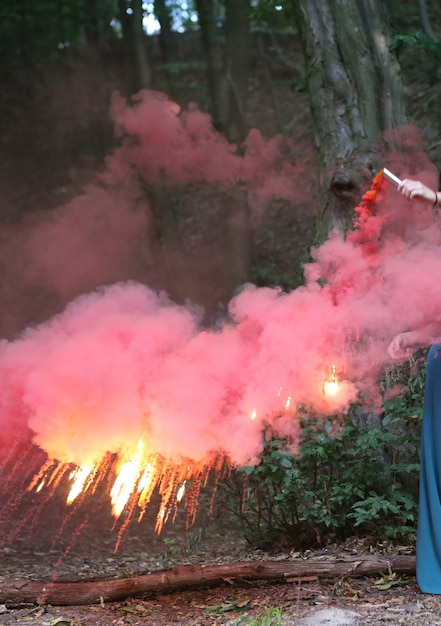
[417,344,441,593]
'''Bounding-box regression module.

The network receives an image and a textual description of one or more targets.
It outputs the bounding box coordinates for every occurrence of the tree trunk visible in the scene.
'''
[224,0,251,143]
[0,555,415,606]
[154,0,179,97]
[195,0,250,144]
[194,0,252,293]
[82,0,99,45]
[154,0,178,62]
[132,0,152,90]
[195,0,230,134]
[292,0,407,240]
[419,0,438,42]
[117,0,152,94]
[117,0,137,95]
[224,186,252,294]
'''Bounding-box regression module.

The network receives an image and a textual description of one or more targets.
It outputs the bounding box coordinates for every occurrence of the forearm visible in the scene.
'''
[407,322,441,347]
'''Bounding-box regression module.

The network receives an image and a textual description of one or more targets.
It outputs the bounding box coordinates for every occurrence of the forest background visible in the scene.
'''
[1,0,441,582]
[2,0,439,337]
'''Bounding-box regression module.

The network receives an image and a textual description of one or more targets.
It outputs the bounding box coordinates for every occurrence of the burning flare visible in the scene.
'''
[323,364,339,397]
[67,464,93,504]
[26,439,227,548]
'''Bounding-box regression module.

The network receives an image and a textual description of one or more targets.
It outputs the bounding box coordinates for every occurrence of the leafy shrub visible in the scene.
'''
[222,360,425,549]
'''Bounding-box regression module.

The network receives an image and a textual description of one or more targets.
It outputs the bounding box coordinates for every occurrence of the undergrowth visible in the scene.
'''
[222,357,425,550]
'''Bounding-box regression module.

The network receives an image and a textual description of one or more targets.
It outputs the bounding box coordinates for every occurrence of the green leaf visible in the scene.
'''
[204,598,252,613]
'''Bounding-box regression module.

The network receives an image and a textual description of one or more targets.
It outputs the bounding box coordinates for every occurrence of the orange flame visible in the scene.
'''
[323,364,339,397]
[27,442,227,548]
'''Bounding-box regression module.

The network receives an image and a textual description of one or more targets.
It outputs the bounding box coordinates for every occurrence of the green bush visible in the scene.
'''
[222,360,425,549]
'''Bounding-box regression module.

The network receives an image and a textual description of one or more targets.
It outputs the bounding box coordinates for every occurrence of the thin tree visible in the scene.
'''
[118,0,152,94]
[195,0,251,143]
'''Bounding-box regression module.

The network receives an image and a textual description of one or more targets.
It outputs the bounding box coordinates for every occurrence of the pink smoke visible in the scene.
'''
[0,279,355,466]
[107,90,309,202]
[3,157,440,467]
[0,90,315,338]
[1,93,440,473]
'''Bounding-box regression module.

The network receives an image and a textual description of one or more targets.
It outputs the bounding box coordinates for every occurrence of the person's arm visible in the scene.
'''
[398,178,440,207]
[388,322,441,361]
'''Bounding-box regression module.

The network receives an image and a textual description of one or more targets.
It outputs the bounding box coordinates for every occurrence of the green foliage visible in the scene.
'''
[390,30,441,60]
[374,566,409,590]
[233,606,284,626]
[288,78,306,93]
[0,0,117,84]
[251,242,311,291]
[381,355,426,439]
[163,537,180,554]
[250,262,297,291]
[204,598,252,614]
[165,60,206,75]
[223,362,425,549]
[250,1,295,31]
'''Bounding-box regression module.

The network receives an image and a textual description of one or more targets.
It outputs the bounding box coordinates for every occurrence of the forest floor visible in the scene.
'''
[4,575,440,626]
[0,509,439,626]
[0,482,436,626]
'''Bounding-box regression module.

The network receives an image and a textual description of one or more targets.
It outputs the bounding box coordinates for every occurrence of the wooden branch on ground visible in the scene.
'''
[0,555,415,607]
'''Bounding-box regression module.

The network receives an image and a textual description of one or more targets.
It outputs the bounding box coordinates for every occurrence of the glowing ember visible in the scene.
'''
[67,464,93,504]
[137,462,153,493]
[323,365,339,397]
[23,442,227,548]
[110,440,145,518]
[176,481,186,502]
[23,364,348,540]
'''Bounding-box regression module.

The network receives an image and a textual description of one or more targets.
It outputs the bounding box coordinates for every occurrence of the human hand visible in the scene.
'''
[387,332,416,361]
[398,178,438,205]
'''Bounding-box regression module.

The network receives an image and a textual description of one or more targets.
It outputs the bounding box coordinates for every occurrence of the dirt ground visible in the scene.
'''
[3,576,440,626]
[0,488,439,626]
[2,547,441,626]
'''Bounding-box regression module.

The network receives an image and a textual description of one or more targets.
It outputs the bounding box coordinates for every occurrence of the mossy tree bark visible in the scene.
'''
[292,0,407,242]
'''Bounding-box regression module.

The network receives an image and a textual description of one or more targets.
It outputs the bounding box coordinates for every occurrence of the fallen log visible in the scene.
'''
[0,555,416,607]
